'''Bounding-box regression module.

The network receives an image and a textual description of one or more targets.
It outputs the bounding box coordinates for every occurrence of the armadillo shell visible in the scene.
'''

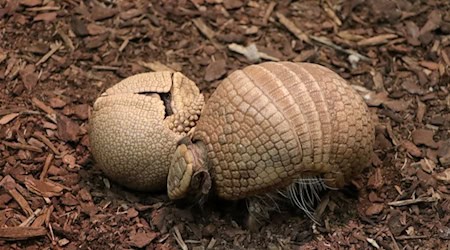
[193,62,375,200]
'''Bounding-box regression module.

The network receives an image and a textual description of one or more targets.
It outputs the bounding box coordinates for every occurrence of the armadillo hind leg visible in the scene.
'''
[277,176,332,223]
[245,176,331,229]
[246,195,281,232]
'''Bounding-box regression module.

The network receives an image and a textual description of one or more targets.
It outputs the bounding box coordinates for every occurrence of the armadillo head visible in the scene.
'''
[167,139,211,201]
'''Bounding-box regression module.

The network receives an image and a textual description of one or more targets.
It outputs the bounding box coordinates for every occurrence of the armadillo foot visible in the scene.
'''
[245,194,283,232]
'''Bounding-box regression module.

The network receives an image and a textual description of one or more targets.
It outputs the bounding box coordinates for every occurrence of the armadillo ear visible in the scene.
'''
[191,168,211,195]
[167,144,194,200]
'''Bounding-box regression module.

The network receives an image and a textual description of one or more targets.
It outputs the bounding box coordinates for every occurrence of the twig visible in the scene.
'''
[192,18,222,49]
[2,140,43,152]
[36,41,62,66]
[276,12,371,62]
[33,132,60,155]
[0,227,47,240]
[263,2,277,25]
[276,12,311,44]
[8,188,34,216]
[26,6,60,11]
[31,97,56,115]
[387,196,439,207]
[395,235,429,240]
[40,153,54,180]
[138,61,176,72]
[173,226,188,250]
[207,238,216,249]
[56,29,74,51]
[387,228,400,250]
[119,38,129,52]
[310,35,372,61]
[92,65,120,71]
[19,208,42,227]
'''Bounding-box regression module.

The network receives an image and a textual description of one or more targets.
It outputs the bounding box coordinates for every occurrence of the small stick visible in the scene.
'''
[192,18,222,49]
[387,228,400,250]
[26,6,60,11]
[263,2,277,25]
[119,38,129,52]
[8,188,34,216]
[387,196,438,207]
[40,153,54,180]
[0,227,47,240]
[57,29,74,51]
[36,41,62,66]
[395,235,429,240]
[2,140,43,153]
[173,226,188,250]
[33,132,60,155]
[31,97,55,116]
[19,208,42,227]
[310,35,372,61]
[276,12,311,44]
[92,65,120,71]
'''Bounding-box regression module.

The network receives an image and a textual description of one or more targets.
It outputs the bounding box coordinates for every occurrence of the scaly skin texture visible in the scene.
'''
[89,71,204,191]
[168,62,374,200]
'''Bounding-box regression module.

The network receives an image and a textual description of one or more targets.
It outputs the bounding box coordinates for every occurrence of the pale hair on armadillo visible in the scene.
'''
[167,61,375,220]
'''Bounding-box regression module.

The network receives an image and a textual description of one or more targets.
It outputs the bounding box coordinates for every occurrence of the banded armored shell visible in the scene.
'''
[167,62,374,205]
[89,71,204,191]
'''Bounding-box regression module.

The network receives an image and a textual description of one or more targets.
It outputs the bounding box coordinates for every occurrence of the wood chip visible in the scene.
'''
[0,113,19,125]
[357,34,398,47]
[0,227,47,240]
[276,12,310,43]
[39,153,54,180]
[31,97,56,115]
[262,2,276,25]
[138,61,176,72]
[24,176,64,198]
[8,187,34,216]
[32,132,60,155]
[2,140,43,152]
[192,18,215,40]
[35,41,62,66]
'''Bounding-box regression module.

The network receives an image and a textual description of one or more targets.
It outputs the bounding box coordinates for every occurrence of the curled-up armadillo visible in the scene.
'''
[89,71,204,191]
[167,62,375,219]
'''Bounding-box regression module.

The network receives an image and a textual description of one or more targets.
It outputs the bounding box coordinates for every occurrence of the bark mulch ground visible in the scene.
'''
[1,0,449,249]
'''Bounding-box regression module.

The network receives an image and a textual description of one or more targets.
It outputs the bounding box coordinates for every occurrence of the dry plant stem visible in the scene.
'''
[387,196,438,206]
[40,153,54,180]
[36,41,62,66]
[173,226,188,250]
[33,132,60,155]
[0,227,47,240]
[8,187,34,216]
[276,12,371,62]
